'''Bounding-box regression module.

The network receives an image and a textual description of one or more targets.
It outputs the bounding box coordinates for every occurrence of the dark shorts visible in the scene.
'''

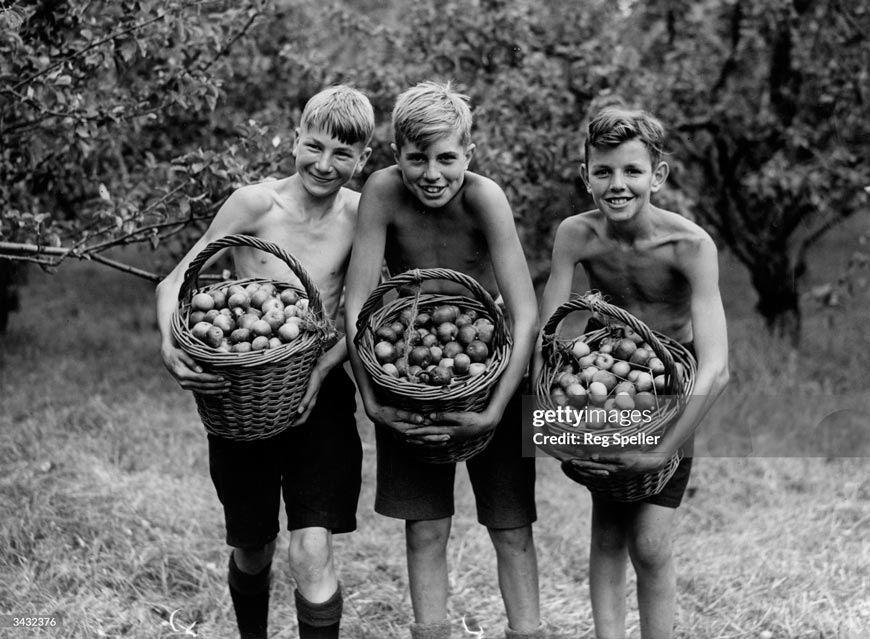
[375,389,537,529]
[208,366,362,548]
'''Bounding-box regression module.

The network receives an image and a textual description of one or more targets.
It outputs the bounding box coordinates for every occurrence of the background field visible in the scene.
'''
[1,217,869,639]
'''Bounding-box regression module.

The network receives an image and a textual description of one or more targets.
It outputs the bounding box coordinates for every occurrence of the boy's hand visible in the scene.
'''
[590,450,673,475]
[294,365,327,426]
[561,457,619,480]
[366,402,431,437]
[161,344,228,394]
[403,410,498,444]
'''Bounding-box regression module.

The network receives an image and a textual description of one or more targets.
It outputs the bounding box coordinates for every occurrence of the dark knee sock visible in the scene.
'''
[228,552,271,639]
[295,585,343,639]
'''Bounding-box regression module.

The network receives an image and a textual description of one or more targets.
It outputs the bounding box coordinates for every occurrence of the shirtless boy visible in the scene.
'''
[345,81,544,639]
[155,85,373,639]
[536,107,729,639]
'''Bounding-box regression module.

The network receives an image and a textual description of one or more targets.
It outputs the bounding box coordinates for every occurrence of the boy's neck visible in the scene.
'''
[604,205,655,244]
[285,174,342,218]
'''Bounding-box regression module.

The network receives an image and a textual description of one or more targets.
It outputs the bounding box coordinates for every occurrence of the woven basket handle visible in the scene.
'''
[177,234,324,317]
[541,292,678,393]
[353,267,510,348]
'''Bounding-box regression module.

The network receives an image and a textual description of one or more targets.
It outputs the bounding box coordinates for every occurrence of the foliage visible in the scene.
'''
[1,0,867,342]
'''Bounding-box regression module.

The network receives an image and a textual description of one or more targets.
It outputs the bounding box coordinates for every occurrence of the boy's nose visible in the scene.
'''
[609,172,626,190]
[423,163,441,181]
[315,153,333,173]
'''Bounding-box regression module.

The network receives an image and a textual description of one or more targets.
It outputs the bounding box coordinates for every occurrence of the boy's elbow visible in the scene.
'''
[714,363,730,393]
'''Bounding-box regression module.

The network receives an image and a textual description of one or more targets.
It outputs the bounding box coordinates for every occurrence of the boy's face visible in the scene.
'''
[292,125,371,198]
[581,138,668,224]
[391,131,474,209]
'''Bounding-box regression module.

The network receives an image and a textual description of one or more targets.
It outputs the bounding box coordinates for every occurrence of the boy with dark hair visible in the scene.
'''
[155,85,374,639]
[345,81,544,639]
[535,106,729,639]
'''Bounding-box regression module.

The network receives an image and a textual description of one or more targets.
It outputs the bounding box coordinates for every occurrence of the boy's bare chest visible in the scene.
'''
[386,211,488,275]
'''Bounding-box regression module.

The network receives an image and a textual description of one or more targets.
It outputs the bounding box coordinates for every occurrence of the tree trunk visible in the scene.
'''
[1,259,22,334]
[748,255,803,346]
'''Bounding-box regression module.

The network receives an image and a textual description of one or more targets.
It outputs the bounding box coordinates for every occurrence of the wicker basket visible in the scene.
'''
[355,268,512,463]
[170,234,331,441]
[536,292,697,501]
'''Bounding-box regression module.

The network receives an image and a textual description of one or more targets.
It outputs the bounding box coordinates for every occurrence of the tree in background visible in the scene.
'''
[621,0,870,343]
[2,0,867,343]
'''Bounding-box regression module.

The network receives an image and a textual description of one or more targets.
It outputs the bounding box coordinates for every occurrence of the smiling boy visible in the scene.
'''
[535,107,729,639]
[155,85,373,639]
[345,81,543,639]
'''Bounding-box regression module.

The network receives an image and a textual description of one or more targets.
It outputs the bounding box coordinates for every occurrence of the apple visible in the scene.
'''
[442,341,464,359]
[375,325,399,343]
[577,353,597,369]
[629,347,652,367]
[191,292,215,312]
[279,288,299,306]
[611,360,632,379]
[565,383,587,408]
[613,338,637,361]
[591,370,618,392]
[550,387,568,406]
[613,381,637,396]
[468,363,487,377]
[648,357,666,376]
[571,339,591,359]
[580,366,599,385]
[278,322,300,342]
[431,305,459,325]
[436,322,458,343]
[408,345,432,367]
[453,353,471,375]
[456,324,478,346]
[594,353,615,371]
[251,335,270,350]
[251,319,272,338]
[465,340,489,364]
[614,393,635,410]
[634,371,654,392]
[634,391,657,412]
[230,327,252,344]
[429,366,454,386]
[382,362,400,378]
[374,341,397,364]
[587,381,609,405]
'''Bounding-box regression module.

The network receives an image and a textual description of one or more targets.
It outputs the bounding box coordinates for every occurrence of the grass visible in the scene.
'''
[1,221,869,638]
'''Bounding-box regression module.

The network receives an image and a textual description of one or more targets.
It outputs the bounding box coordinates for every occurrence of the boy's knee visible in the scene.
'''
[629,534,672,572]
[289,529,332,574]
[488,525,534,555]
[234,541,276,574]
[406,519,451,553]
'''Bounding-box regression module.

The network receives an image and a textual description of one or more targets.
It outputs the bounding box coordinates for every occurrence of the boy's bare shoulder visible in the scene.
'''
[557,209,606,240]
[652,207,717,253]
[227,178,284,215]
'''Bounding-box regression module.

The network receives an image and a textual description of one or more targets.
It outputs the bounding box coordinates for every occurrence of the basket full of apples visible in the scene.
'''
[354,268,512,463]
[535,292,697,501]
[170,234,335,441]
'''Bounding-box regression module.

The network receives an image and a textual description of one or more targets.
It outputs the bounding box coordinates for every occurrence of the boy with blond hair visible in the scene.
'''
[156,85,374,639]
[535,107,729,639]
[345,81,545,639]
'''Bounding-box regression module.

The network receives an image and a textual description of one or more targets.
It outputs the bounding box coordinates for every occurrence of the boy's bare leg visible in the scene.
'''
[406,518,452,623]
[627,504,677,639]
[289,527,343,639]
[589,500,629,639]
[488,525,541,634]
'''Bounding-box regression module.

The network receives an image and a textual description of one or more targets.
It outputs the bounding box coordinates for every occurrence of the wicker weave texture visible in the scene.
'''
[355,268,512,463]
[170,235,329,441]
[535,292,697,501]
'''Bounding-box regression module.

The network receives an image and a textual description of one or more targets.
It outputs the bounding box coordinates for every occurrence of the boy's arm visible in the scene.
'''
[532,217,587,384]
[652,234,729,457]
[344,176,431,436]
[154,188,262,394]
[595,234,730,474]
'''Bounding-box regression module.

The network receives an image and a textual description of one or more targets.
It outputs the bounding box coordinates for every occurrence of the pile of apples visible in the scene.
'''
[185,282,315,353]
[549,326,685,412]
[371,303,497,387]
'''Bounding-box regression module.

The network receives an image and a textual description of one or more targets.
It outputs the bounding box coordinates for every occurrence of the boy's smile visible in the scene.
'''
[393,131,474,209]
[293,126,370,197]
[581,139,668,224]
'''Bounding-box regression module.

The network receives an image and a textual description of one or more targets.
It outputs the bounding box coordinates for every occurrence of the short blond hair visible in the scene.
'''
[300,85,375,146]
[392,81,472,150]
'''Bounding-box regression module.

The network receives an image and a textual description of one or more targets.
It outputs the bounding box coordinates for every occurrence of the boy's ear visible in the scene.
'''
[390,142,400,164]
[355,146,373,176]
[291,127,301,156]
[650,160,669,192]
[464,143,476,168]
[579,163,591,192]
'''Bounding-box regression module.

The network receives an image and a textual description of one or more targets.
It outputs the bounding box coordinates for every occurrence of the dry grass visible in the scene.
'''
[1,225,869,638]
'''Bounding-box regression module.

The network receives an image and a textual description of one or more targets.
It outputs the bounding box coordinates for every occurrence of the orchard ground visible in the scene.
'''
[1,219,869,638]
